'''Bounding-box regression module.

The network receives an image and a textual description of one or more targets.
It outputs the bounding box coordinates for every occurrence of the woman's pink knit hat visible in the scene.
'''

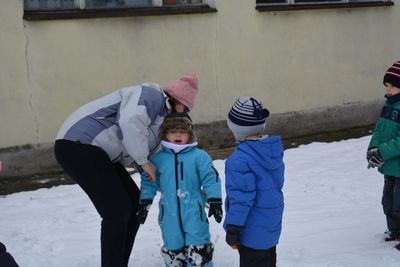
[164,72,199,111]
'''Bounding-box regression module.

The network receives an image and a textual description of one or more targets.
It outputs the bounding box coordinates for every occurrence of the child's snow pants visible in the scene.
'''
[238,245,276,267]
[382,176,400,238]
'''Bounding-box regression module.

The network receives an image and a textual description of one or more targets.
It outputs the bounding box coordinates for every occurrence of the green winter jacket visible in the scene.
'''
[368,94,400,177]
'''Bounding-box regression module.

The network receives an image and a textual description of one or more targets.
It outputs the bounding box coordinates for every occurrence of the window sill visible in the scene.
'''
[23,5,217,21]
[256,1,394,12]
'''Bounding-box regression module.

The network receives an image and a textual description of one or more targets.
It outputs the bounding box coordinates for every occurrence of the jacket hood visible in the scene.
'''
[237,136,283,170]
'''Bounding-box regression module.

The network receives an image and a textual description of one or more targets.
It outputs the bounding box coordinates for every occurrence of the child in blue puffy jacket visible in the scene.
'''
[137,112,222,267]
[224,97,285,267]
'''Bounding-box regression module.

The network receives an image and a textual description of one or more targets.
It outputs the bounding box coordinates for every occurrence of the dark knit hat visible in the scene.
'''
[161,112,195,142]
[383,61,400,88]
[227,97,270,142]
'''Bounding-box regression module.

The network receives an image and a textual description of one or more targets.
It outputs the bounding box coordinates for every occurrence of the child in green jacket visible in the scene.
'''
[367,60,400,250]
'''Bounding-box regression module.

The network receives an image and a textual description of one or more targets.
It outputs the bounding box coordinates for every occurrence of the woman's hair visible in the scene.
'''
[166,92,189,113]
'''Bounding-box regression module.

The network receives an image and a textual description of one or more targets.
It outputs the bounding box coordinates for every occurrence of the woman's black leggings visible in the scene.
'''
[54,140,140,267]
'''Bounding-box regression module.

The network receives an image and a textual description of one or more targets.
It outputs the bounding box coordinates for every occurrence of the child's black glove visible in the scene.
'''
[367,148,384,168]
[366,147,378,161]
[207,198,223,223]
[136,199,152,224]
[226,224,241,249]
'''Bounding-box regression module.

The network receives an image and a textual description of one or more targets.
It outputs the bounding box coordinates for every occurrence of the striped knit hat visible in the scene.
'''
[227,96,270,142]
[383,61,400,88]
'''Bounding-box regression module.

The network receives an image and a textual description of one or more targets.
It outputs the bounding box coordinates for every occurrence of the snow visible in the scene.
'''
[1,135,400,266]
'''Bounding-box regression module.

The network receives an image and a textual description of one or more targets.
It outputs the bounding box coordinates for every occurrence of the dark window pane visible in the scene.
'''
[25,0,76,10]
[85,0,152,8]
[24,0,205,10]
[256,0,389,4]
[348,0,385,2]
[256,0,289,4]
[295,0,344,2]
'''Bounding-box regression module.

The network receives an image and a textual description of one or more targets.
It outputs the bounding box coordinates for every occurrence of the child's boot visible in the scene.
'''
[385,235,397,242]
[384,229,398,242]
[161,246,187,267]
[187,242,214,267]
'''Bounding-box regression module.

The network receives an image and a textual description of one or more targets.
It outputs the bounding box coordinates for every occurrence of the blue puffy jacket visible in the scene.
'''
[140,144,222,250]
[224,135,285,250]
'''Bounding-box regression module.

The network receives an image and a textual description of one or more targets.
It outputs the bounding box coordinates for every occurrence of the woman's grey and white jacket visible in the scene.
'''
[56,83,171,166]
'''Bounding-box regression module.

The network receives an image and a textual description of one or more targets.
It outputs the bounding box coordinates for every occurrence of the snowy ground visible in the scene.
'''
[1,135,400,266]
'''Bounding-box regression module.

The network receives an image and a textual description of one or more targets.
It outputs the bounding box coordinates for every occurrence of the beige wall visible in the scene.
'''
[0,0,398,149]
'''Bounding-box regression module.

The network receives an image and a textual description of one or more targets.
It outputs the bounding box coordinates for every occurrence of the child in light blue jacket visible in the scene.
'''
[137,113,222,267]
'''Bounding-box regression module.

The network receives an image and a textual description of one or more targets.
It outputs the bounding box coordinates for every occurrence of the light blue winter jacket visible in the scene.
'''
[56,83,170,166]
[140,144,221,250]
[224,135,285,250]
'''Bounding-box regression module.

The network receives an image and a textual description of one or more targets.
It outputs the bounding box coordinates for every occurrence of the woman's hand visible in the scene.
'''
[141,162,156,182]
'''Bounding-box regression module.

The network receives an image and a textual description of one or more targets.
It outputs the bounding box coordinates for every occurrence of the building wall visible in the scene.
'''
[0,0,398,176]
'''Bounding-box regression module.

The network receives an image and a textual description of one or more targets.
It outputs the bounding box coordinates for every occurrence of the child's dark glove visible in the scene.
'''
[226,224,241,249]
[136,199,152,224]
[207,198,223,223]
[367,148,384,168]
[366,147,378,161]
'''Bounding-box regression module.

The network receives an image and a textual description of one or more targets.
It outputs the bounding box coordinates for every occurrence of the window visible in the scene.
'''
[24,0,205,10]
[23,0,216,20]
[256,0,394,11]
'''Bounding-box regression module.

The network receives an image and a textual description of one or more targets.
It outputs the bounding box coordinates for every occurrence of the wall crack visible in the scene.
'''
[23,21,40,142]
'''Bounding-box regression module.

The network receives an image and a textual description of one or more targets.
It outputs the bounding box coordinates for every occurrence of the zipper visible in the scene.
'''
[95,111,117,120]
[180,161,184,181]
[174,153,184,232]
[111,152,123,163]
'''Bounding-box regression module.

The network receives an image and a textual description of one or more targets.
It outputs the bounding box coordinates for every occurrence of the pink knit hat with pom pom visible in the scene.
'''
[164,72,199,111]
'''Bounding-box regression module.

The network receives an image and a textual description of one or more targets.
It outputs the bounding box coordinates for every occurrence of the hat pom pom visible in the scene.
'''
[253,108,270,119]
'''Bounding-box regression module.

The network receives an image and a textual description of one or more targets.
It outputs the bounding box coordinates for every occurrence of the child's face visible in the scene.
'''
[166,129,190,144]
[385,83,400,97]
